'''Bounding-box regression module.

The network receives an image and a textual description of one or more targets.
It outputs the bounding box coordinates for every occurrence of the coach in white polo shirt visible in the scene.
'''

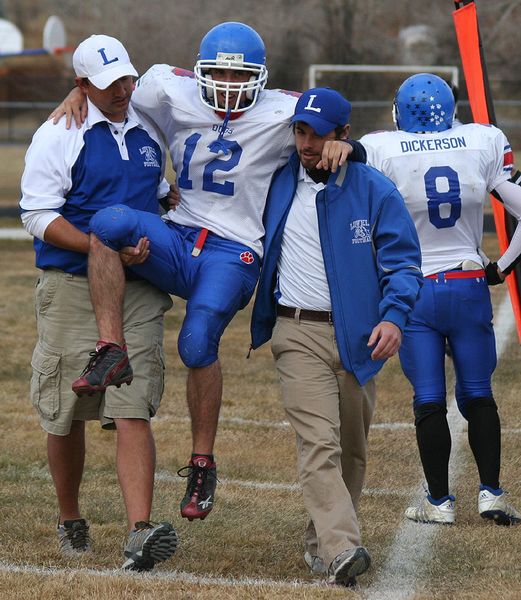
[20,34,177,570]
[251,88,423,587]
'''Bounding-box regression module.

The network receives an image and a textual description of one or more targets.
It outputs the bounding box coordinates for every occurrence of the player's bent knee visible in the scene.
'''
[414,402,447,427]
[89,204,139,250]
[178,345,217,369]
[178,306,228,368]
[177,328,218,369]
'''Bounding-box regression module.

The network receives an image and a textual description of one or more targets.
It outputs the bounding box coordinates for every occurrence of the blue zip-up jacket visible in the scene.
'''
[250,152,423,385]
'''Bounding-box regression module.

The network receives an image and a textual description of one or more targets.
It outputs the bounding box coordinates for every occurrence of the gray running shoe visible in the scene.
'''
[122,521,178,572]
[57,518,92,555]
[328,546,370,587]
[304,551,326,574]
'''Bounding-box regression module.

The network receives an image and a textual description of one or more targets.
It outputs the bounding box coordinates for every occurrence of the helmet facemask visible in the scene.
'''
[195,58,268,113]
[194,22,268,114]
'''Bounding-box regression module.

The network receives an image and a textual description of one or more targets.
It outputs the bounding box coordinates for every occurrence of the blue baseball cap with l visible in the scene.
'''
[291,87,352,136]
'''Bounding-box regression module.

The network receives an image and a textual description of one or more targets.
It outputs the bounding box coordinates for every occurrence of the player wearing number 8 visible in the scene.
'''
[360,73,521,525]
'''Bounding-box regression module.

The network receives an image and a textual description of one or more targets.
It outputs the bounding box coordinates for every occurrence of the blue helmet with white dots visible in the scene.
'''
[393,73,455,133]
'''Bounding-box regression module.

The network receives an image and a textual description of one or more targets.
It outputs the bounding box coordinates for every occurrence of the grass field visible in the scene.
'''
[1,234,521,600]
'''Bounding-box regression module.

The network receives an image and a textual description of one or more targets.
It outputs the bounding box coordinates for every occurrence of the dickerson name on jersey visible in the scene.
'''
[400,136,467,153]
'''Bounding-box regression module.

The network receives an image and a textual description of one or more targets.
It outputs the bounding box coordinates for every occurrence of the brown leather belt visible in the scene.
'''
[277,304,333,323]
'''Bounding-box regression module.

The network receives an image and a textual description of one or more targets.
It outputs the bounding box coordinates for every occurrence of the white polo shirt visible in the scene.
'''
[276,164,332,310]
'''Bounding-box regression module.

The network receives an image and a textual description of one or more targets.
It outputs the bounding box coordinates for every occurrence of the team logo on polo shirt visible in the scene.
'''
[139,146,160,168]
[240,251,255,264]
[350,219,371,244]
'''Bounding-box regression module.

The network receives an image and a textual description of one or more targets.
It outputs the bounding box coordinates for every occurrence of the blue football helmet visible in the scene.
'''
[194,22,268,113]
[393,73,455,133]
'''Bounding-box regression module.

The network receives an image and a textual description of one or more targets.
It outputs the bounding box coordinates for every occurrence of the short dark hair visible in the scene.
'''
[334,125,347,139]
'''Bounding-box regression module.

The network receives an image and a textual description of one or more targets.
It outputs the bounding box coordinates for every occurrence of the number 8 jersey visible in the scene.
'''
[360,124,513,276]
[132,64,298,258]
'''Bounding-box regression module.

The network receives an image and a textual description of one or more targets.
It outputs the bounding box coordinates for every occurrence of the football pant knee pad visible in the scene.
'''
[177,314,220,369]
[89,204,139,251]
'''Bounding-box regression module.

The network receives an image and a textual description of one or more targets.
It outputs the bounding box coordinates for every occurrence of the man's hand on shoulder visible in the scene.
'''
[48,87,88,129]
[316,140,352,173]
[368,321,402,360]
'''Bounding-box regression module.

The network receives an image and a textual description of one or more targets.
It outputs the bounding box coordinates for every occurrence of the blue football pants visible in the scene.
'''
[399,272,496,419]
[90,205,260,368]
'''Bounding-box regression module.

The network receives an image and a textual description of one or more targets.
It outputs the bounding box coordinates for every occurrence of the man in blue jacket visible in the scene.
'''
[250,88,423,587]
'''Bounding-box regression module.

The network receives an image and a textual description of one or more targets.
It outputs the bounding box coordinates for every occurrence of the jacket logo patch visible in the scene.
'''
[140,146,160,168]
[350,219,371,244]
[240,251,255,264]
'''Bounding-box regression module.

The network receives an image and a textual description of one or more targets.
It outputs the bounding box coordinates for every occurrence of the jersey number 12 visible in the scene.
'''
[178,133,243,196]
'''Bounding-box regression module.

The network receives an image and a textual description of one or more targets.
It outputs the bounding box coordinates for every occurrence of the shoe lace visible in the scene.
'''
[61,521,90,551]
[177,462,218,495]
[80,345,112,376]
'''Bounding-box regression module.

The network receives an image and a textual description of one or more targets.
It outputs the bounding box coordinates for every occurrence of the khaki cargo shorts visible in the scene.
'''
[30,270,173,435]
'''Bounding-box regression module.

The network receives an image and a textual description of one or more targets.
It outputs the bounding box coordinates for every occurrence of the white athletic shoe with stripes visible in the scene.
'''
[405,494,456,524]
[478,487,521,526]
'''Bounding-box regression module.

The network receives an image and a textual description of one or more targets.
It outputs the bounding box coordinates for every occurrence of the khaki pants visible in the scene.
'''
[30,270,173,435]
[271,316,376,568]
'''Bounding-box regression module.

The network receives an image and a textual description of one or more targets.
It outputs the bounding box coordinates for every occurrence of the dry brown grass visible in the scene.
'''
[1,233,521,599]
[0,145,26,207]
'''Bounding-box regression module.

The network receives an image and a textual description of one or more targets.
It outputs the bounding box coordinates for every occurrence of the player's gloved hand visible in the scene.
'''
[510,168,521,186]
[485,261,505,285]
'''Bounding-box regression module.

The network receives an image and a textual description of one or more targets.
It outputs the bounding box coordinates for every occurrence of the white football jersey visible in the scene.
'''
[132,64,298,257]
[360,124,513,275]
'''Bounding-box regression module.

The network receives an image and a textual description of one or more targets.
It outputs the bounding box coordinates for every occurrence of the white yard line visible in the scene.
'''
[20,412,521,436]
[0,228,31,240]
[156,414,416,431]
[365,293,515,600]
[156,471,412,497]
[0,560,322,590]
[20,410,521,435]
[6,465,410,497]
